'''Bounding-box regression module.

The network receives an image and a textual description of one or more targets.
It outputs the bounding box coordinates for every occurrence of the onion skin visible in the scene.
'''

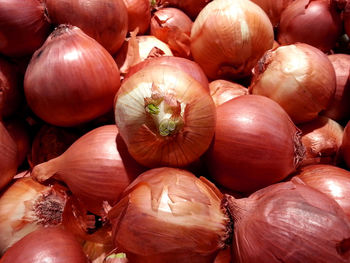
[0,0,51,57]
[295,164,350,220]
[206,95,305,193]
[44,0,128,54]
[123,0,151,34]
[0,227,89,263]
[24,25,121,127]
[209,80,248,107]
[156,0,211,19]
[108,167,231,263]
[190,0,274,80]
[342,121,350,168]
[249,43,336,124]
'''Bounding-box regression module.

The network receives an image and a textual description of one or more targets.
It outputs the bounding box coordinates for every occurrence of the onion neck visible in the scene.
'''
[31,157,60,183]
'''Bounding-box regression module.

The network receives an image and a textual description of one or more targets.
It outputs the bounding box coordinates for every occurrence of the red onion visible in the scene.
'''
[24,25,121,127]
[108,167,231,263]
[342,121,350,168]
[295,164,350,220]
[114,65,216,168]
[32,125,145,216]
[155,0,211,19]
[150,8,193,58]
[44,0,128,54]
[123,0,151,35]
[0,227,89,262]
[206,95,305,193]
[209,80,248,107]
[190,0,274,79]
[249,43,336,124]
[278,0,343,52]
[0,0,51,57]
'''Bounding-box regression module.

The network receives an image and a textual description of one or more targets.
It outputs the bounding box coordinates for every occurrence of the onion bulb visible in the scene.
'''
[190,0,274,79]
[24,25,121,127]
[114,65,216,168]
[249,43,336,124]
[209,80,248,107]
[123,0,151,34]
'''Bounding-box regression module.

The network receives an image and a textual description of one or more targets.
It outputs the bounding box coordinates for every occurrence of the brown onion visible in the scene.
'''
[155,0,211,19]
[190,0,274,79]
[206,95,305,193]
[108,167,231,263]
[44,0,128,54]
[298,116,344,166]
[150,8,193,58]
[114,65,216,168]
[278,0,343,52]
[32,125,144,215]
[123,0,151,34]
[209,80,248,107]
[249,43,336,124]
[295,164,350,220]
[0,0,51,57]
[342,121,350,168]
[24,25,121,127]
[1,227,89,262]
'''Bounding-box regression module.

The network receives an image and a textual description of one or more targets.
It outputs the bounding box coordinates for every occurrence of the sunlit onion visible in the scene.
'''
[209,80,248,107]
[123,0,151,34]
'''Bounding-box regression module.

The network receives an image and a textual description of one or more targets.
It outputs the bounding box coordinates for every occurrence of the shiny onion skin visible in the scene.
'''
[155,0,211,19]
[32,125,144,216]
[108,167,231,263]
[209,80,248,107]
[123,0,151,35]
[0,0,51,57]
[0,227,89,263]
[278,0,343,52]
[295,164,350,220]
[150,8,193,58]
[226,180,350,263]
[44,0,128,54]
[206,95,305,193]
[298,116,344,167]
[249,43,336,124]
[190,0,274,80]
[24,25,121,127]
[342,122,350,168]
[114,65,216,168]
[0,122,18,191]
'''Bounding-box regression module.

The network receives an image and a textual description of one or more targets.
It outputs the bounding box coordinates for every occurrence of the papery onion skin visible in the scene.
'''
[249,43,336,124]
[108,167,231,263]
[32,125,144,216]
[24,25,121,127]
[114,64,216,168]
[226,180,350,263]
[156,0,211,19]
[295,164,350,220]
[44,0,128,54]
[123,0,151,34]
[0,0,51,57]
[190,0,274,80]
[209,80,248,107]
[0,227,89,263]
[342,121,350,168]
[206,95,304,193]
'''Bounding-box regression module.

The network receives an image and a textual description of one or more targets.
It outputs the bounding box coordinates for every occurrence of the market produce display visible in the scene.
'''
[0,0,350,262]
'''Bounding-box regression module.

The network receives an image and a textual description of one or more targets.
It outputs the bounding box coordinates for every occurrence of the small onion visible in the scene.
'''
[123,0,151,34]
[155,0,211,19]
[108,167,231,263]
[190,0,274,79]
[341,121,350,168]
[24,25,121,127]
[209,80,248,107]
[114,65,216,168]
[249,43,336,124]
[206,95,305,193]
[0,227,89,263]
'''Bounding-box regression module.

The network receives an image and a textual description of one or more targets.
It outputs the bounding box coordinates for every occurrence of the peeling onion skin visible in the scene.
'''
[190,0,274,80]
[44,0,128,54]
[108,167,231,263]
[123,0,151,35]
[24,25,121,127]
[209,80,248,107]
[0,227,89,263]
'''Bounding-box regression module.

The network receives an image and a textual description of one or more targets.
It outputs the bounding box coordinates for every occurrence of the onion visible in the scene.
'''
[209,80,248,107]
[190,0,274,80]
[31,125,145,216]
[322,54,350,121]
[295,164,350,220]
[155,0,211,19]
[341,121,350,168]
[0,0,51,57]
[298,116,344,166]
[249,43,336,124]
[150,8,193,58]
[278,0,343,52]
[44,0,128,54]
[0,227,89,262]
[226,180,350,262]
[123,0,151,34]
[214,248,232,263]
[206,95,305,193]
[108,167,231,263]
[114,65,216,168]
[24,25,121,127]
